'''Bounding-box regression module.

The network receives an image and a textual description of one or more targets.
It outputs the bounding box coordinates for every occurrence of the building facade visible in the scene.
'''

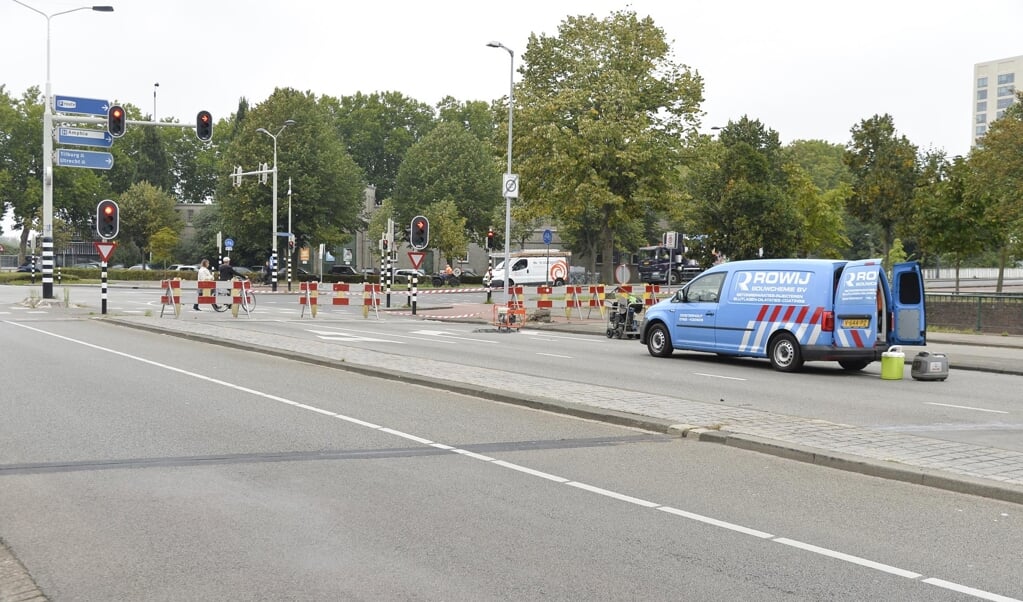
[972,54,1022,144]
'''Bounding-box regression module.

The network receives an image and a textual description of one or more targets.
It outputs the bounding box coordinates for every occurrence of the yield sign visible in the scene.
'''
[408,251,426,270]
[94,241,117,263]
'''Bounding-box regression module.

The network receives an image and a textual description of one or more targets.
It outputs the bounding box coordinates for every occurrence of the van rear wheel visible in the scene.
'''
[839,359,871,371]
[768,333,804,372]
[646,323,673,357]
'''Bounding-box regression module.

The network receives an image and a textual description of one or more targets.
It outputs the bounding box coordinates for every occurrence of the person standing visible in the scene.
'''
[194,259,214,311]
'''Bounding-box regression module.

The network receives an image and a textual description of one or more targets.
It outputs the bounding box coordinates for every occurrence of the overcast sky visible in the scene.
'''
[3,0,1022,234]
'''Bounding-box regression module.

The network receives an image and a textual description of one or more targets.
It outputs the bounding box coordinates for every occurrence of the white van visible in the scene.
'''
[489,251,571,287]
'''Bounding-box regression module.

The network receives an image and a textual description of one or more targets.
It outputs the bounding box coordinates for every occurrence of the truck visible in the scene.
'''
[636,232,701,284]
[640,258,927,372]
[488,250,571,287]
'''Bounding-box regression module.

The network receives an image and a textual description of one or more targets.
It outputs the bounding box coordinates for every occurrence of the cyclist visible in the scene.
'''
[194,259,214,311]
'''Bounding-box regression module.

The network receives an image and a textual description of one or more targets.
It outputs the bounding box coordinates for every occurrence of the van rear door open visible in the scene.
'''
[890,261,926,346]
[833,259,882,351]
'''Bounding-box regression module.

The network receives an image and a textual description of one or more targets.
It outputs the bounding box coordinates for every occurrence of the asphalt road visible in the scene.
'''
[1,318,1021,600]
[17,284,1017,453]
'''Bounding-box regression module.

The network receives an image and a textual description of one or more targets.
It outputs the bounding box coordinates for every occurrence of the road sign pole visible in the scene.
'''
[101,261,108,315]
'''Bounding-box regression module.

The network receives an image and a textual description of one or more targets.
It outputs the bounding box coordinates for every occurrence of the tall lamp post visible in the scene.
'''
[13,1,114,299]
[256,120,295,292]
[487,40,514,300]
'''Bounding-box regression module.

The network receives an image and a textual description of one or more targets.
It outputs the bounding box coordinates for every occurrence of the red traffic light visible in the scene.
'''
[196,110,213,141]
[410,215,429,248]
[107,104,126,138]
[96,199,119,239]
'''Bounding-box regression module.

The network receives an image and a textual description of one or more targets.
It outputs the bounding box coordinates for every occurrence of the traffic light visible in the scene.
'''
[107,105,126,138]
[486,228,495,250]
[196,110,213,141]
[96,199,119,239]
[410,215,429,249]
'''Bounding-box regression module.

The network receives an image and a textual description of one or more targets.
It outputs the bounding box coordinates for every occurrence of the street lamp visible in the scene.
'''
[12,1,114,299]
[256,119,295,292]
[487,40,514,300]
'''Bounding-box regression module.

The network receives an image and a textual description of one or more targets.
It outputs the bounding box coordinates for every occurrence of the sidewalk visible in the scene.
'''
[110,302,1023,506]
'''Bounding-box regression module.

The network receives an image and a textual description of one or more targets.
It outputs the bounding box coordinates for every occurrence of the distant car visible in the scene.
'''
[330,265,358,276]
[16,264,38,273]
[71,261,101,269]
[168,264,199,271]
[232,266,254,277]
[277,266,318,282]
[391,268,425,284]
[128,264,152,270]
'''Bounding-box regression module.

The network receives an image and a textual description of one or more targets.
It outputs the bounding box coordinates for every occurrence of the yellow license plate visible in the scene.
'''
[842,318,870,328]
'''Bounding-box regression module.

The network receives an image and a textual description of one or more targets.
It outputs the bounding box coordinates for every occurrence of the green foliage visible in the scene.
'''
[217,88,366,262]
[967,90,1023,274]
[425,198,468,264]
[116,182,183,259]
[689,117,800,260]
[326,91,436,201]
[515,10,703,280]
[392,121,502,244]
[844,114,919,259]
[149,227,180,266]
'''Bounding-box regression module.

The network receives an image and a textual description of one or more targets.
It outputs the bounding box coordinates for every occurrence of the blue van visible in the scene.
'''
[640,258,926,372]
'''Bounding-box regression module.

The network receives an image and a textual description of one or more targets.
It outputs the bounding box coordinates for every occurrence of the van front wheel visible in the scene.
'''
[769,333,804,372]
[646,323,673,357]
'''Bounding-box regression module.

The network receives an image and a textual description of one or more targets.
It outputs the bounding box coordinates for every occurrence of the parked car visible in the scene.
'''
[16,263,38,273]
[168,264,199,271]
[330,265,358,276]
[127,264,152,270]
[392,268,425,284]
[277,266,318,282]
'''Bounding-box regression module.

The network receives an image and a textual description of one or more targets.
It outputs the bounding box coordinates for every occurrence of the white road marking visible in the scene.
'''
[536,352,573,359]
[923,578,1021,602]
[693,372,747,381]
[519,331,602,343]
[773,538,920,578]
[410,329,499,344]
[308,327,452,344]
[925,402,1008,414]
[7,320,1017,602]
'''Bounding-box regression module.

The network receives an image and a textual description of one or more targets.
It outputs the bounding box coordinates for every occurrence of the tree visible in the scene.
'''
[326,91,436,202]
[425,198,468,267]
[844,114,919,263]
[912,152,989,291]
[217,88,366,263]
[392,121,502,245]
[967,91,1023,291]
[514,10,704,281]
[116,182,183,261]
[689,117,800,260]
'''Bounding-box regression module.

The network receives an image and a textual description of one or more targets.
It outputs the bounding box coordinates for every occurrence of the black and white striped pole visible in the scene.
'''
[411,273,418,316]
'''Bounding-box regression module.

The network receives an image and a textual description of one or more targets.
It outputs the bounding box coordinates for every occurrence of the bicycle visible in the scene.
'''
[211,277,256,312]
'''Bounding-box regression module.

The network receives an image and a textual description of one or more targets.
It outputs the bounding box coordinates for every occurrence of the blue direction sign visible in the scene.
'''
[56,149,114,170]
[224,238,234,251]
[56,127,113,148]
[53,95,110,116]
[543,228,553,245]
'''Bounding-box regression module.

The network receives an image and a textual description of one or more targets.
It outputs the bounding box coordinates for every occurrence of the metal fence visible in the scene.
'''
[926,293,1023,335]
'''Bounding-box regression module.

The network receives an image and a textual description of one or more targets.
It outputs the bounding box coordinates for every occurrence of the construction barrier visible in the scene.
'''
[196,280,217,309]
[160,279,182,318]
[231,278,254,318]
[299,281,318,318]
[330,283,382,318]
